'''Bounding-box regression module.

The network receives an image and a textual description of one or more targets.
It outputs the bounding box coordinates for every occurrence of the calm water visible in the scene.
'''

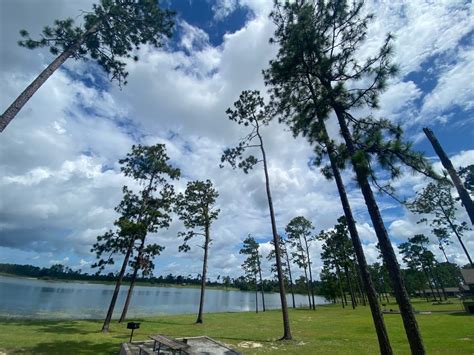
[0,276,326,319]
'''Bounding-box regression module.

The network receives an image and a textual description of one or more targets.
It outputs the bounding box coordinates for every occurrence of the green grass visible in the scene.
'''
[0,299,472,354]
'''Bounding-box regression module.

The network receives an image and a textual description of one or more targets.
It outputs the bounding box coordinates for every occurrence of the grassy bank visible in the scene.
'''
[0,299,472,354]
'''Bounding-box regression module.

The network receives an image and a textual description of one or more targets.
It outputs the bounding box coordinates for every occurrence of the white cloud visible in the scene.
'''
[0,0,471,281]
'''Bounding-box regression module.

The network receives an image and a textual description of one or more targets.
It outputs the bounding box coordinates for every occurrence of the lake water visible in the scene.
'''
[0,276,326,319]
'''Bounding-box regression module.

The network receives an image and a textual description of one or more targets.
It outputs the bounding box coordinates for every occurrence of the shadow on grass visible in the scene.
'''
[0,320,101,336]
[447,312,472,317]
[12,340,119,354]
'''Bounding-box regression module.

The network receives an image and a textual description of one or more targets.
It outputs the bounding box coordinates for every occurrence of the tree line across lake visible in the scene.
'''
[2,0,474,354]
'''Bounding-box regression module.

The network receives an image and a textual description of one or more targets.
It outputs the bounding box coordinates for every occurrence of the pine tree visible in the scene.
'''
[240,235,266,312]
[220,90,292,339]
[176,179,219,324]
[92,143,180,332]
[408,181,473,267]
[263,1,438,352]
[285,216,316,310]
[1,0,174,132]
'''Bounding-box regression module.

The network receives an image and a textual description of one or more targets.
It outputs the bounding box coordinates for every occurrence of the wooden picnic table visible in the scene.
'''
[149,334,191,354]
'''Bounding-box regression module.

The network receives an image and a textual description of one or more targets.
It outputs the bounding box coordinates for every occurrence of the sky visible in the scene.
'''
[0,0,473,281]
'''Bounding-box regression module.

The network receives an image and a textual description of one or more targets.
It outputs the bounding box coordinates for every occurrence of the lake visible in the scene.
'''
[0,276,327,319]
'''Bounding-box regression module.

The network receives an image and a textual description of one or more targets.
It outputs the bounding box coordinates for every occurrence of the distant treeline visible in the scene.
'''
[0,263,321,294]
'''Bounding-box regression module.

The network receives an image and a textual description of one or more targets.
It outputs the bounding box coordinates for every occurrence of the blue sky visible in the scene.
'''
[0,0,472,280]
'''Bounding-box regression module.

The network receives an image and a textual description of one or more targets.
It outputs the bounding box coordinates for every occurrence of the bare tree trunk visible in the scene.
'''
[334,105,425,354]
[446,217,473,267]
[344,265,357,309]
[439,245,450,264]
[258,129,292,340]
[304,237,316,310]
[335,263,345,308]
[303,265,312,309]
[196,225,210,324]
[119,262,139,323]
[255,274,259,313]
[423,128,474,225]
[423,268,437,301]
[119,237,146,323]
[257,251,266,312]
[284,248,296,308]
[102,239,134,332]
[322,125,392,353]
[0,23,100,132]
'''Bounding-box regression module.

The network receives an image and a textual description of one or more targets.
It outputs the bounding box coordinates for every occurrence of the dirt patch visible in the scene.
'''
[238,341,263,349]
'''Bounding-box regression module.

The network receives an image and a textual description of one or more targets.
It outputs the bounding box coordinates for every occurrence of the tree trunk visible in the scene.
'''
[423,268,437,301]
[0,23,100,132]
[304,237,316,310]
[255,274,259,313]
[335,263,345,308]
[429,264,448,301]
[258,130,292,340]
[284,249,296,308]
[119,237,146,323]
[257,252,266,312]
[196,226,210,324]
[439,245,450,264]
[303,265,312,309]
[446,217,473,267]
[102,239,134,332]
[334,105,425,354]
[119,262,139,323]
[321,122,392,353]
[344,265,357,309]
[423,128,474,225]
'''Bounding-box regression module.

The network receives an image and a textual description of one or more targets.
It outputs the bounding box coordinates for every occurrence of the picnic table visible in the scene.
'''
[144,334,191,354]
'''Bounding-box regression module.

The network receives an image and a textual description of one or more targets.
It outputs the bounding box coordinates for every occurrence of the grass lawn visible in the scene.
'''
[0,299,472,354]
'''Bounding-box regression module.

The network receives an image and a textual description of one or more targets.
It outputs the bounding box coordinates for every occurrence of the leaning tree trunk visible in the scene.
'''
[258,129,292,340]
[0,23,100,132]
[423,128,474,225]
[119,237,146,323]
[445,215,474,267]
[196,225,210,324]
[334,105,425,354]
[102,239,134,332]
[304,237,316,310]
[119,261,139,323]
[320,122,392,353]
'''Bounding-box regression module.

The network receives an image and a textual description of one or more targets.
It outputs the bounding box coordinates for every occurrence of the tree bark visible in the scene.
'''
[284,248,296,308]
[119,237,146,323]
[335,263,346,308]
[445,216,473,267]
[257,128,292,340]
[304,237,316,310]
[320,120,392,353]
[303,264,312,310]
[255,274,259,313]
[0,23,100,132]
[257,251,266,312]
[102,239,134,332]
[334,105,425,354]
[423,128,474,225]
[344,264,357,309]
[196,224,210,324]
